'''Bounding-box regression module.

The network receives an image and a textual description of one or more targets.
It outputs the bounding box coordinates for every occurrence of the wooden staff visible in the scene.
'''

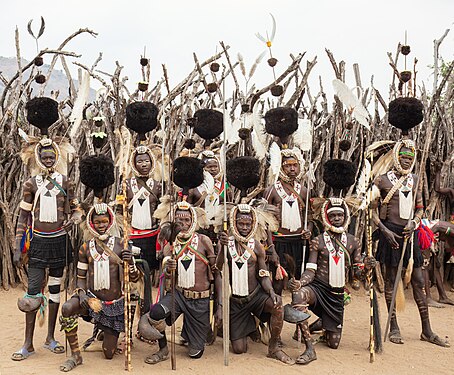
[221,78,230,366]
[366,152,375,362]
[121,166,132,371]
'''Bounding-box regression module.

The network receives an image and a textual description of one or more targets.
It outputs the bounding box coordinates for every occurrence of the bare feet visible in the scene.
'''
[295,348,317,365]
[438,297,454,306]
[427,297,445,308]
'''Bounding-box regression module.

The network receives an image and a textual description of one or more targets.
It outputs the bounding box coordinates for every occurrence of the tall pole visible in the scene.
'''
[122,163,132,371]
[366,152,375,362]
[222,78,230,366]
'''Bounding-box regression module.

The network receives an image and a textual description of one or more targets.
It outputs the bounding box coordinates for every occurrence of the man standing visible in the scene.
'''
[217,203,294,365]
[12,97,80,361]
[373,139,449,347]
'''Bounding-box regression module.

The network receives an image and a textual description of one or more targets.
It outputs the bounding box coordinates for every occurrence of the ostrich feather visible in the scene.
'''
[251,130,267,160]
[69,71,91,139]
[294,119,312,151]
[332,79,370,130]
[268,142,282,184]
[226,118,241,145]
[356,159,371,198]
[219,143,226,178]
[203,170,215,193]
[18,128,30,143]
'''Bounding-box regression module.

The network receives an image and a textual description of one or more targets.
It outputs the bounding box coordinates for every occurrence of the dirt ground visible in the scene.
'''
[0,285,452,375]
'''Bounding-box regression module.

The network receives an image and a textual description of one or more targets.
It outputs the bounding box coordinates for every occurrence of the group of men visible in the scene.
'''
[11,97,451,372]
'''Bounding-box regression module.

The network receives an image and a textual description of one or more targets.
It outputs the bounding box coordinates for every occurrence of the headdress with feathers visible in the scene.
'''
[20,97,75,175]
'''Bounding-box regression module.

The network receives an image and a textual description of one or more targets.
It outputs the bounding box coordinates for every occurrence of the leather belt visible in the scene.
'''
[176,287,210,300]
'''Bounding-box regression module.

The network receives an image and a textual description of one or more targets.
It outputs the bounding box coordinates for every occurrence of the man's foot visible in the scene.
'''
[59,355,82,372]
[420,333,450,348]
[188,347,204,359]
[292,327,302,342]
[267,349,295,365]
[145,347,169,365]
[43,340,65,354]
[438,297,454,306]
[427,298,445,308]
[295,348,317,365]
[388,329,404,344]
[11,347,35,361]
[313,333,326,345]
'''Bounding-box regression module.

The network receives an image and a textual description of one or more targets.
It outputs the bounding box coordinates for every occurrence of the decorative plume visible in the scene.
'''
[323,159,356,191]
[226,156,260,197]
[388,97,424,132]
[294,118,312,151]
[255,13,277,49]
[69,71,91,140]
[79,155,115,198]
[332,79,370,130]
[268,141,282,184]
[26,97,59,134]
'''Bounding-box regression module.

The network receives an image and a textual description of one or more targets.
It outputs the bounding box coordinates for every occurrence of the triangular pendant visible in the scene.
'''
[181,257,192,271]
[44,191,52,197]
[138,198,146,206]
[236,261,244,269]
[333,255,340,265]
[401,191,410,198]
[287,200,294,207]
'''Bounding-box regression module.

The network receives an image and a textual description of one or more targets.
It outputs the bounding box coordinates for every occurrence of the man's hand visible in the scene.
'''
[288,277,302,292]
[364,255,377,270]
[269,290,282,307]
[382,228,401,249]
[301,229,312,240]
[79,291,90,310]
[166,258,177,272]
[218,232,229,247]
[121,248,134,265]
[62,218,74,231]
[403,220,417,237]
[215,305,223,328]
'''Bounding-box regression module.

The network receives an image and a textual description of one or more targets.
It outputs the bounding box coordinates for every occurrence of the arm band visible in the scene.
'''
[258,269,270,278]
[306,262,317,271]
[77,261,89,270]
[20,200,33,211]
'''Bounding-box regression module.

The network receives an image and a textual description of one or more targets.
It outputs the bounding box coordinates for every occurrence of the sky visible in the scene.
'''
[1,0,453,100]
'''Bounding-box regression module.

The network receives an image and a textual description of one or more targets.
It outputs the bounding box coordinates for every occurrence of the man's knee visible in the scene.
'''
[412,270,425,290]
[231,339,247,354]
[326,332,341,349]
[149,303,169,321]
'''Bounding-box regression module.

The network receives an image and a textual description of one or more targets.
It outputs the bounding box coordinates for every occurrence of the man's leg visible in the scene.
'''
[12,267,45,360]
[102,329,119,360]
[45,267,65,353]
[59,298,84,372]
[292,287,316,365]
[384,265,403,344]
[144,303,171,364]
[411,267,449,347]
[325,330,342,349]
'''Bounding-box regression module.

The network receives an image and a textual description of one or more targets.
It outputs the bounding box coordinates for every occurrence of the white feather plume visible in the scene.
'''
[294,119,313,151]
[226,118,241,145]
[268,142,282,184]
[69,71,91,139]
[251,130,266,160]
[332,79,370,130]
[203,170,215,193]
[219,143,226,177]
[18,128,30,143]
[356,158,371,198]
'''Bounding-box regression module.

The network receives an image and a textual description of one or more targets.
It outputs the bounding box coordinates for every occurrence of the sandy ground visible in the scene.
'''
[0,285,452,375]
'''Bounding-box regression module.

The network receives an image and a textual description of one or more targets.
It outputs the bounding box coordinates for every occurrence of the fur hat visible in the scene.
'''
[126,102,159,139]
[264,107,298,142]
[80,155,115,198]
[388,97,424,134]
[25,97,59,135]
[193,109,223,140]
[323,159,356,191]
[173,156,204,195]
[226,156,260,197]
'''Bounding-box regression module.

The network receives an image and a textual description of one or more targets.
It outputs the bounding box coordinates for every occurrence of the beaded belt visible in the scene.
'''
[176,287,210,300]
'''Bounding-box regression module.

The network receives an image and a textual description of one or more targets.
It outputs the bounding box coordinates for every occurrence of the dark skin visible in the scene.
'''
[373,151,448,346]
[12,149,80,360]
[422,221,454,306]
[288,212,366,363]
[435,168,454,216]
[147,210,217,361]
[125,154,161,229]
[59,213,139,371]
[216,213,293,364]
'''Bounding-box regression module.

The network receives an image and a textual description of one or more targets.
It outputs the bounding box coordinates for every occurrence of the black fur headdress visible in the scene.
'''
[264,107,298,144]
[79,155,115,198]
[173,156,204,196]
[226,156,260,197]
[323,159,356,192]
[26,97,59,135]
[126,102,159,141]
[388,97,424,135]
[193,109,223,141]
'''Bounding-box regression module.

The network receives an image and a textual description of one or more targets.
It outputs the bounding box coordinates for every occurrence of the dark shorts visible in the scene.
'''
[28,233,72,269]
[376,221,423,269]
[229,286,270,341]
[308,278,344,333]
[132,233,159,270]
[274,235,308,278]
[27,267,64,295]
[159,290,210,351]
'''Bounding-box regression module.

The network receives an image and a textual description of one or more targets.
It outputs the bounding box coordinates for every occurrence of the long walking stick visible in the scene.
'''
[121,168,132,371]
[221,79,230,366]
[300,131,313,277]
